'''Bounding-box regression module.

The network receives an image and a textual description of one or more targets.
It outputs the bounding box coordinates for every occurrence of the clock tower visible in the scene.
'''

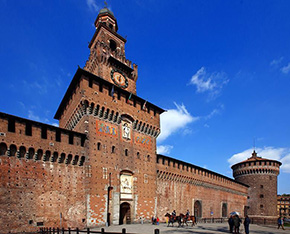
[84,7,138,94]
[55,6,164,226]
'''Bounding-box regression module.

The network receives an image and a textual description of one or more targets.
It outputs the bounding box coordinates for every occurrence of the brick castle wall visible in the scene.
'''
[0,114,87,233]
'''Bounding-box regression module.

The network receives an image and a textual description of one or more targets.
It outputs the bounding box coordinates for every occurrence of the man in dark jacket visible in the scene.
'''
[228,215,234,233]
[244,215,251,234]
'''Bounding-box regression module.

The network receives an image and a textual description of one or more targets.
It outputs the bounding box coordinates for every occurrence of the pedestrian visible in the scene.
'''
[277,216,285,230]
[244,215,251,234]
[165,216,169,225]
[233,215,241,234]
[156,217,159,225]
[228,215,234,233]
[152,216,156,225]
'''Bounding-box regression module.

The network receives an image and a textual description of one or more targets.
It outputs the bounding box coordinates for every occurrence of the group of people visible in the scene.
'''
[228,215,250,234]
[151,216,160,225]
[172,209,190,218]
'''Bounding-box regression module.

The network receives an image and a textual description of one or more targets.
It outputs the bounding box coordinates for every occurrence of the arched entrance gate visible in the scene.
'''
[119,202,131,224]
[194,200,202,218]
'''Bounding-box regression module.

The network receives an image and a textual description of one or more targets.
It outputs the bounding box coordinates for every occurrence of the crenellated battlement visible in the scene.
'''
[0,112,87,167]
[55,68,164,130]
[156,154,248,193]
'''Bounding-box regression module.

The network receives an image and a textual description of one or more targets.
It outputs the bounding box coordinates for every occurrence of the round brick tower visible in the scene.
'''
[231,150,282,223]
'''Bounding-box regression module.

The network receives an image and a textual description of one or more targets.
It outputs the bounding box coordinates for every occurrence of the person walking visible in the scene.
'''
[228,215,234,233]
[244,215,251,234]
[277,216,285,230]
[233,215,241,234]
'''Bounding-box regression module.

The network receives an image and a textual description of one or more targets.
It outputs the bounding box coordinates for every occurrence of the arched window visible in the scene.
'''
[9,144,17,156]
[79,156,85,166]
[125,149,129,156]
[0,143,7,156]
[58,153,66,163]
[35,149,43,161]
[73,155,79,165]
[65,154,73,164]
[97,142,102,151]
[44,150,51,161]
[18,146,26,158]
[27,148,35,159]
[51,152,58,162]
[112,146,115,153]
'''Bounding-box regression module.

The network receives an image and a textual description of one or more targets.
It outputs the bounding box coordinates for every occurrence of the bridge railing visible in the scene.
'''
[39,227,160,234]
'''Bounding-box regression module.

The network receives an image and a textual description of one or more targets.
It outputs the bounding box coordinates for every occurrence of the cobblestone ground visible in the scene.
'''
[91,223,289,234]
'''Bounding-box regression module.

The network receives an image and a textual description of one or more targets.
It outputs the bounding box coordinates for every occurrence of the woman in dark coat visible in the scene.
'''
[244,215,251,234]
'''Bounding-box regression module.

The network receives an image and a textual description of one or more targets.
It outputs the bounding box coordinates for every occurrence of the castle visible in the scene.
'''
[0,7,281,233]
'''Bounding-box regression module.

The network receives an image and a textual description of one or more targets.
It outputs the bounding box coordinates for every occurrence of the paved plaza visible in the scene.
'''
[92,223,289,234]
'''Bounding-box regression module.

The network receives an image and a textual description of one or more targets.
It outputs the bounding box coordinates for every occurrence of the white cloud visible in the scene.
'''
[28,110,59,127]
[228,147,290,173]
[189,67,229,100]
[270,57,284,66]
[86,0,101,12]
[157,145,173,155]
[281,154,290,173]
[205,104,224,120]
[158,103,198,142]
[281,63,290,74]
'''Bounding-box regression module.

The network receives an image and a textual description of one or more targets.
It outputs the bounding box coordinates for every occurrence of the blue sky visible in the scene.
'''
[0,0,289,194]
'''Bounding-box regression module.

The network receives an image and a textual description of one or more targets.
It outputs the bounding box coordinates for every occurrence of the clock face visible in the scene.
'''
[111,69,128,88]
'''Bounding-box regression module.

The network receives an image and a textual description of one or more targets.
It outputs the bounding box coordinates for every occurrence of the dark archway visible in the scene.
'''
[119,202,131,225]
[0,143,7,156]
[194,200,202,218]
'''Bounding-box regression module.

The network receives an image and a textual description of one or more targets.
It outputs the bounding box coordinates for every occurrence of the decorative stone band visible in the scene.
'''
[65,99,160,138]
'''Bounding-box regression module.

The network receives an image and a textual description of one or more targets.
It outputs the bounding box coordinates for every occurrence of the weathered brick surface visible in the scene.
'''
[156,155,248,220]
[0,114,87,233]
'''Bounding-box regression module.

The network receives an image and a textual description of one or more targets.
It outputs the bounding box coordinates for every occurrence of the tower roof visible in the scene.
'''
[99,7,114,17]
[231,150,282,169]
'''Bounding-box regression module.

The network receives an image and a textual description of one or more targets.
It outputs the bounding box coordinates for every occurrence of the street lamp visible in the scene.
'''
[107,172,112,226]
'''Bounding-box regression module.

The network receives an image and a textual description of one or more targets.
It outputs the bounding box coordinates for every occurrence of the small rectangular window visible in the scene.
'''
[69,133,74,145]
[8,118,15,132]
[25,122,32,136]
[81,136,85,147]
[41,126,47,139]
[89,78,93,88]
[260,194,264,198]
[56,130,61,142]
[99,83,103,92]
